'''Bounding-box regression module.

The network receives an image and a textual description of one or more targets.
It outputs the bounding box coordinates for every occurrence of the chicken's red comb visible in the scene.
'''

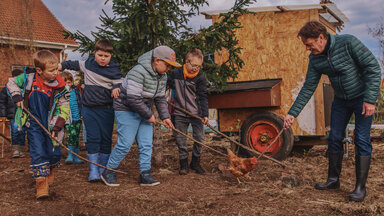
[251,157,258,164]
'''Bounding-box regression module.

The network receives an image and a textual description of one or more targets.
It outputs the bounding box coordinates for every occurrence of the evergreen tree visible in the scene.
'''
[64,0,256,90]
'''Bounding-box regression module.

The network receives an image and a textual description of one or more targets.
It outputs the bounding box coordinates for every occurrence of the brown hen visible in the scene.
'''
[227,149,258,183]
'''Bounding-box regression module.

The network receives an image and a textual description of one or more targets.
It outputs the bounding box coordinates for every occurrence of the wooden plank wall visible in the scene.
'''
[211,9,338,136]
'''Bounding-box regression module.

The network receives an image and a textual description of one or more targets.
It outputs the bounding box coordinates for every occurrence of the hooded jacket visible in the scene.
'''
[113,50,170,120]
[0,87,16,119]
[288,34,381,117]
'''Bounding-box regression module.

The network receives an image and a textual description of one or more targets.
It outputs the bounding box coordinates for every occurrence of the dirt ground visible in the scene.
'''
[1,130,384,216]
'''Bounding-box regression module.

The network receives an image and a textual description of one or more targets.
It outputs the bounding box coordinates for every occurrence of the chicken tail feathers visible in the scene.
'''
[227,148,235,157]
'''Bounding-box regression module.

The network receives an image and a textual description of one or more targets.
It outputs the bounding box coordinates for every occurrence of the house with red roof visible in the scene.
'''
[0,0,78,138]
[0,0,78,85]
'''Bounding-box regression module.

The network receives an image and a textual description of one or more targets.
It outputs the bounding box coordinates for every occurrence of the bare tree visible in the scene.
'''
[368,17,384,67]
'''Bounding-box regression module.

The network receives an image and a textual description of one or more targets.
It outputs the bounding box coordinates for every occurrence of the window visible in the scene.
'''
[11,65,34,72]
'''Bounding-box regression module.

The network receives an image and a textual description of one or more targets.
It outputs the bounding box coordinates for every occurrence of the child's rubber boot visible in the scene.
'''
[87,153,100,182]
[99,153,110,174]
[36,177,49,199]
[65,146,75,164]
[12,149,20,158]
[48,167,55,185]
[73,147,84,164]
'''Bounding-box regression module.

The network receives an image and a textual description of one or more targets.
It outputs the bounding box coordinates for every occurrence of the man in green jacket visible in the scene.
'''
[284,21,381,202]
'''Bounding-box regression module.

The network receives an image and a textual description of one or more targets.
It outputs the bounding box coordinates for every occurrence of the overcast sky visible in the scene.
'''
[41,0,384,60]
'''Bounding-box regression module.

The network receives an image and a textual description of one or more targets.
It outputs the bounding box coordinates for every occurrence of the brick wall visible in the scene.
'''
[0,45,61,139]
[0,45,61,86]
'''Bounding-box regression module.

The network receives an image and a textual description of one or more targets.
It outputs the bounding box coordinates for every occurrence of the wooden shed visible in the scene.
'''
[203,3,349,160]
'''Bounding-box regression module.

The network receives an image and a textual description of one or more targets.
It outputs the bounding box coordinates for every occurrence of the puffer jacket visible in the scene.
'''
[288,34,381,117]
[0,87,16,119]
[113,50,170,120]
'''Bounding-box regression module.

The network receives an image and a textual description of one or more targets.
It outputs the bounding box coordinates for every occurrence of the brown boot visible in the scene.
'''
[36,177,49,199]
[48,168,55,185]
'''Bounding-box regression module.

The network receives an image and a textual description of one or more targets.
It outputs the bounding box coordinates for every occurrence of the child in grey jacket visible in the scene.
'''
[167,48,208,175]
[101,46,178,187]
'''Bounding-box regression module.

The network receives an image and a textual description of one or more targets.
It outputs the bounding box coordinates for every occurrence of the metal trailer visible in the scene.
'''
[208,79,334,160]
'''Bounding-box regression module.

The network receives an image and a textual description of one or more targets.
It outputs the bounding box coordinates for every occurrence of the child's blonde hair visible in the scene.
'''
[185,48,203,62]
[60,71,74,82]
[33,50,58,71]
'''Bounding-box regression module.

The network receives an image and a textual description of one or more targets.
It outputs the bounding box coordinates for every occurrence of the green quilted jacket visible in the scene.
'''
[288,34,381,117]
[113,50,169,120]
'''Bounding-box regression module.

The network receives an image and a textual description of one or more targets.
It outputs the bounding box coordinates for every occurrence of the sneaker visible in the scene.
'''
[12,146,25,158]
[101,169,120,187]
[140,170,160,186]
[12,150,20,158]
[19,151,25,158]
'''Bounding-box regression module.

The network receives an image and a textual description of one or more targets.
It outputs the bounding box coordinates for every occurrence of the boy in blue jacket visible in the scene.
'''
[7,50,70,199]
[101,46,177,187]
[59,39,123,182]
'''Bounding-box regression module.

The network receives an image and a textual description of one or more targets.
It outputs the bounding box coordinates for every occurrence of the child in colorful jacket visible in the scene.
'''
[58,39,123,182]
[60,71,83,165]
[101,46,178,187]
[7,50,70,199]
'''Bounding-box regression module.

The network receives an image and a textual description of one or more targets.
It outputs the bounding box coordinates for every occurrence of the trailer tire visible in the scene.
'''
[239,111,294,161]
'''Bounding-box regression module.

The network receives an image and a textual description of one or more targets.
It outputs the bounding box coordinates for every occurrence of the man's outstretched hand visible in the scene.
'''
[284,114,295,129]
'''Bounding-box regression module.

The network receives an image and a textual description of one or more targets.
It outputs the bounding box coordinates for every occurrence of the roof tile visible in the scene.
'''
[0,0,78,46]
